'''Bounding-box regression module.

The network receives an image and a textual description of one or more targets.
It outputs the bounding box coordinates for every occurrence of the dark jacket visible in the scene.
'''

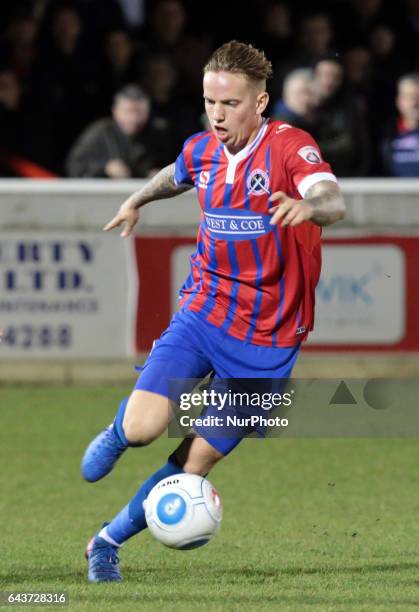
[66,117,170,178]
[381,119,419,177]
[272,100,315,132]
[313,90,371,177]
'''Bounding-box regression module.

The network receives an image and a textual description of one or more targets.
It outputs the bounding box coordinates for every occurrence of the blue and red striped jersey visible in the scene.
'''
[174,118,338,347]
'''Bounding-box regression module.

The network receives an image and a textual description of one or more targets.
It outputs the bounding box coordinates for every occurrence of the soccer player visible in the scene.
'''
[82,40,346,582]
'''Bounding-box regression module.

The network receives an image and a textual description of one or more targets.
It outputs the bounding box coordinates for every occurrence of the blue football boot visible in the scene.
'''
[81,424,127,482]
[85,525,122,583]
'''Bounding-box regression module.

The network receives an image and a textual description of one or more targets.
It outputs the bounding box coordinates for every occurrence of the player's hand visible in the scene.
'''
[268,191,314,227]
[103,198,140,237]
[105,159,131,179]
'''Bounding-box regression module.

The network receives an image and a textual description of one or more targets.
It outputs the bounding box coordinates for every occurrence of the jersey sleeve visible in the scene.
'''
[280,128,338,197]
[174,132,207,187]
[174,149,194,186]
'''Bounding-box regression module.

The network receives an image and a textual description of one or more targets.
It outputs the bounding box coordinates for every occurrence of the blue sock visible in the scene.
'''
[113,398,129,446]
[105,459,184,545]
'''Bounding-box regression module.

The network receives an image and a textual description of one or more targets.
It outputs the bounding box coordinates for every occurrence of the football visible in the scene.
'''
[145,473,223,549]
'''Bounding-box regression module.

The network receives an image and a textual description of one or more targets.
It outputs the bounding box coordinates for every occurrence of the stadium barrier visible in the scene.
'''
[0,179,418,382]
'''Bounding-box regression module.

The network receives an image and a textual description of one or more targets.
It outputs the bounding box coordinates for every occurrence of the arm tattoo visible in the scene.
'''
[130,163,193,209]
[304,181,346,226]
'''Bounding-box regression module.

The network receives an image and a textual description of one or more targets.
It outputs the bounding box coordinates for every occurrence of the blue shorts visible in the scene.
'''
[135,308,300,455]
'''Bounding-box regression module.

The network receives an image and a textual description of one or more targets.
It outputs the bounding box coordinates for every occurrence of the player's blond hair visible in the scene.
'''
[204,41,273,85]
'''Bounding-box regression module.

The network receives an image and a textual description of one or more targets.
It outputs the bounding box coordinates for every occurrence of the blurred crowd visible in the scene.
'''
[1,0,419,178]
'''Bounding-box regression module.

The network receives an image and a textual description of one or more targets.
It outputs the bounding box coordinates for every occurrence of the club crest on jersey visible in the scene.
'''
[198,170,210,189]
[297,146,322,164]
[246,168,270,196]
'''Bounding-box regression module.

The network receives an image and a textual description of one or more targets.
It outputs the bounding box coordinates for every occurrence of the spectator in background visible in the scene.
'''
[141,54,201,158]
[349,0,387,31]
[367,24,408,171]
[29,2,101,173]
[335,0,390,48]
[99,29,142,110]
[398,0,419,58]
[343,45,387,172]
[144,0,186,53]
[343,46,372,111]
[0,68,48,176]
[1,14,39,82]
[272,12,335,98]
[66,85,170,178]
[312,55,371,176]
[294,13,335,65]
[144,0,212,101]
[116,0,146,33]
[381,74,419,176]
[272,68,316,131]
[0,70,26,162]
[369,23,408,85]
[255,2,293,69]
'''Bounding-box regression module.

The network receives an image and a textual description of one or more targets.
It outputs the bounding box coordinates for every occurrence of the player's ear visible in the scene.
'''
[256,91,269,116]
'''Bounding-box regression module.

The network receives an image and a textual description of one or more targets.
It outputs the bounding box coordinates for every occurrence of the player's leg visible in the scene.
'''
[87,318,301,578]
[121,390,171,444]
[85,435,224,583]
[81,391,172,483]
[170,435,224,474]
[81,310,212,483]
[85,311,216,581]
[103,436,224,545]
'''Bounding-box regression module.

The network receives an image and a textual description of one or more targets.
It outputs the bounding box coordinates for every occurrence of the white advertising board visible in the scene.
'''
[0,232,138,358]
[309,245,405,344]
[171,244,406,346]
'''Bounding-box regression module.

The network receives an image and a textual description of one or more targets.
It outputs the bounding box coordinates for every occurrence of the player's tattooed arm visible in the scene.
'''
[104,163,193,237]
[303,181,346,226]
[129,163,193,208]
[269,181,346,228]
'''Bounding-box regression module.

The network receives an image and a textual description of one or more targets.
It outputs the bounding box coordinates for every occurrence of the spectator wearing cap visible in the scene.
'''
[66,84,170,178]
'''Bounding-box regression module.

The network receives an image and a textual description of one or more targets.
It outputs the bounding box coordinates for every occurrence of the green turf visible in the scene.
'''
[1,385,419,611]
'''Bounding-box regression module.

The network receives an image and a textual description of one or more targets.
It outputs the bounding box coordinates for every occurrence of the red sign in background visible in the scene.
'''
[134,235,419,353]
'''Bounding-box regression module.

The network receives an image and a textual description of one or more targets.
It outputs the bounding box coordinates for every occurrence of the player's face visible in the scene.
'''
[203,71,269,154]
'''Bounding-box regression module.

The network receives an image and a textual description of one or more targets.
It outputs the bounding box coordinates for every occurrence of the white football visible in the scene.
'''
[145,473,223,549]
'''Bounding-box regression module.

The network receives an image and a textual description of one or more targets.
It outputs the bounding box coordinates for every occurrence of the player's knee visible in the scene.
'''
[122,390,169,445]
[122,418,159,446]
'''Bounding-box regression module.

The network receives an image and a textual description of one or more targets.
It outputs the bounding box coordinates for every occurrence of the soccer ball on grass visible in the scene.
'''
[145,473,222,550]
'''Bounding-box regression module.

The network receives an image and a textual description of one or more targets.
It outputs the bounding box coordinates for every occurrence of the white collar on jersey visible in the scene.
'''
[223,118,269,184]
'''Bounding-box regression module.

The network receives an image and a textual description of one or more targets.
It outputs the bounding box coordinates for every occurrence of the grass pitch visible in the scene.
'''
[1,384,419,611]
